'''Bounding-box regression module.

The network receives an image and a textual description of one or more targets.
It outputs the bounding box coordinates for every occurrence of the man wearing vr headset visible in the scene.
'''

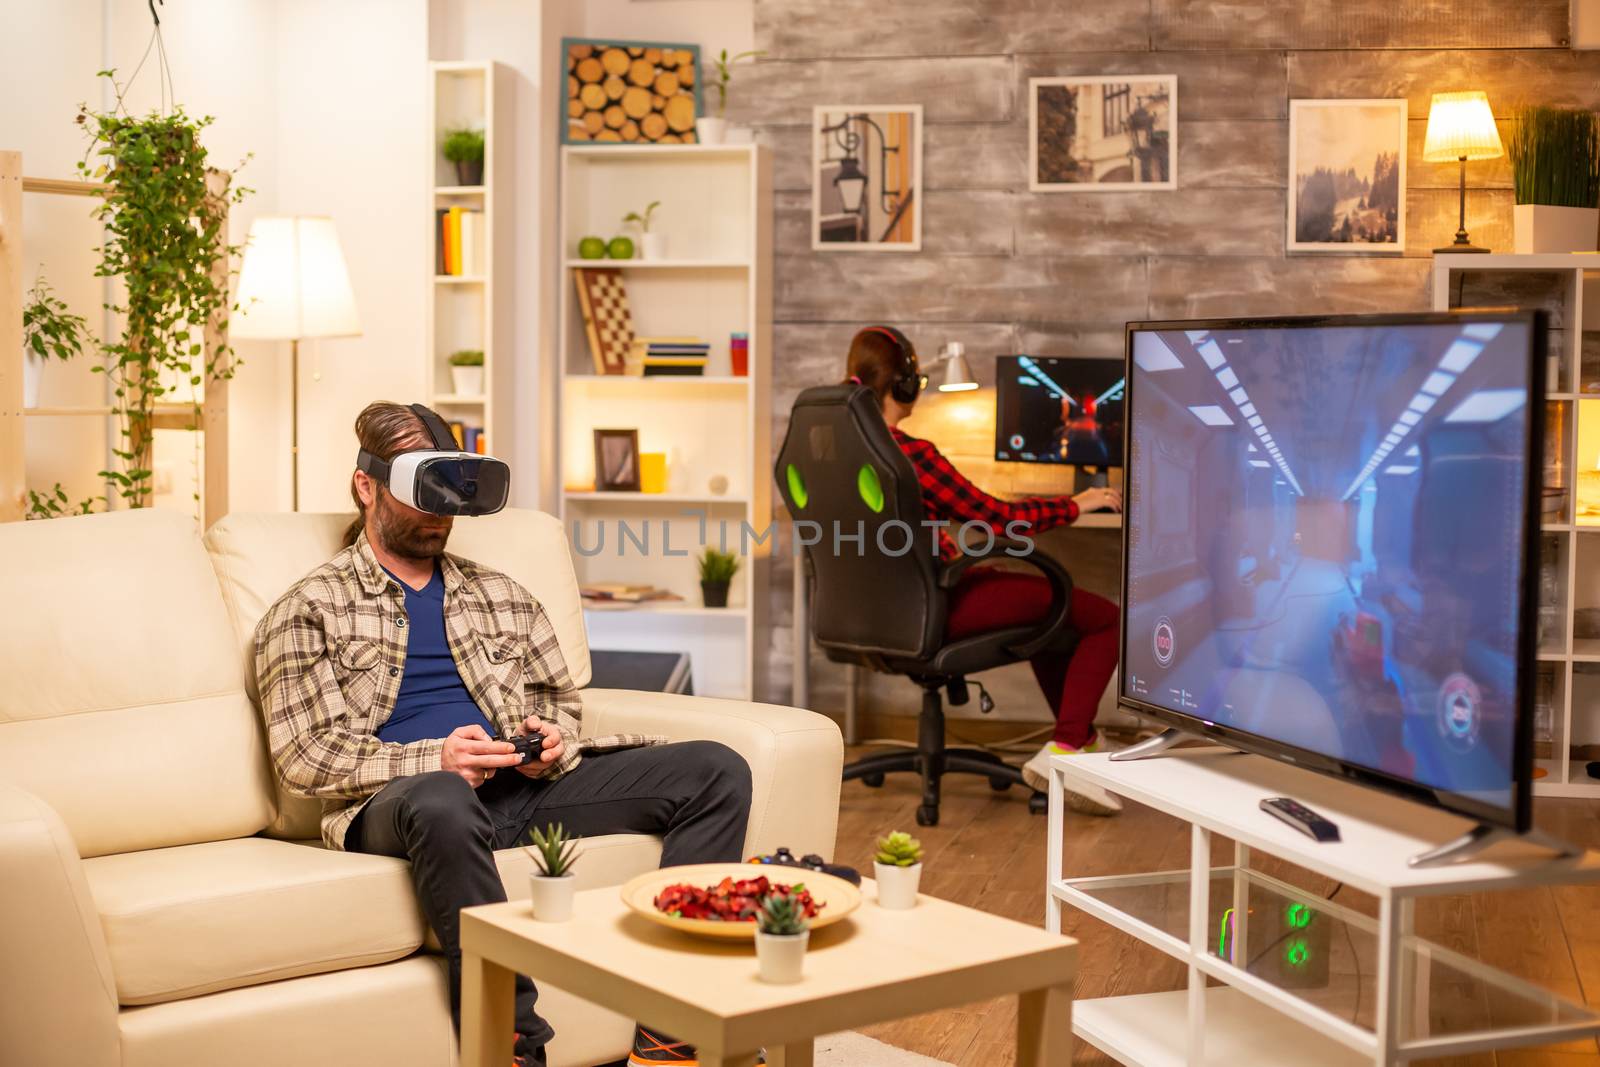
[254,402,752,1067]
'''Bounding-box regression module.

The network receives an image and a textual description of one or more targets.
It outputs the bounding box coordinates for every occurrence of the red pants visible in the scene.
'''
[944,567,1120,749]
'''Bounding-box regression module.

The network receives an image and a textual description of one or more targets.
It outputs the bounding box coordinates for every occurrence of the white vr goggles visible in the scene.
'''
[356,404,510,517]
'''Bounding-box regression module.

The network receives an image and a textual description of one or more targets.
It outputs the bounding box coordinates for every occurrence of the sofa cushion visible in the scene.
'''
[82,837,424,1005]
[204,510,595,840]
[83,831,665,1006]
[0,510,273,858]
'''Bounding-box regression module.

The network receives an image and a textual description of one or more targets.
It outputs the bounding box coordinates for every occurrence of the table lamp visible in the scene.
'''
[1423,91,1504,254]
[934,342,977,392]
[233,216,362,510]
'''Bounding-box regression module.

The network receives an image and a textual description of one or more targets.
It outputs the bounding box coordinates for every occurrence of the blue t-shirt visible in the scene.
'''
[376,564,498,745]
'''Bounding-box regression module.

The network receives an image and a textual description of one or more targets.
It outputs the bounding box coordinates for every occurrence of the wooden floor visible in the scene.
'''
[832,746,1600,1066]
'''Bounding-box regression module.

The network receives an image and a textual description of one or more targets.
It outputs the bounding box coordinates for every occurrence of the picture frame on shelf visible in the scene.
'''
[594,429,642,492]
[1287,98,1408,253]
[1028,75,1177,192]
[812,105,922,251]
[562,38,704,145]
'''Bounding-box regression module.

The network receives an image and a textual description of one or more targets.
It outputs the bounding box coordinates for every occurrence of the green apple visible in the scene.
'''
[577,236,607,260]
[606,236,635,260]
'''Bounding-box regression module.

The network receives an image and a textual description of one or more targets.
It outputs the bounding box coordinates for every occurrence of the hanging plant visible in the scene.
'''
[76,69,250,507]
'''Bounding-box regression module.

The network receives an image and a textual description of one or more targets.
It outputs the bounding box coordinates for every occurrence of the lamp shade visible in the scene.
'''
[1423,91,1504,163]
[936,342,978,392]
[233,216,362,341]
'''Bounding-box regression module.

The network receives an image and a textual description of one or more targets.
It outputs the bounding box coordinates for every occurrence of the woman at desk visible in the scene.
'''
[846,325,1125,816]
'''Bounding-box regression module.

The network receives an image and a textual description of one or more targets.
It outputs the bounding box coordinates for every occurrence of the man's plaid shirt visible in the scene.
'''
[889,426,1079,561]
[253,530,663,849]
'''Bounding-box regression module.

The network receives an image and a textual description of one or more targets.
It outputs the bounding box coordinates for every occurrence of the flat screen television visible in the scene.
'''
[1120,312,1544,831]
[994,355,1125,467]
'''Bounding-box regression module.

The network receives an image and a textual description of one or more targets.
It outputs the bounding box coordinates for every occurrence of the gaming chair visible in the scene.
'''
[775,383,1079,826]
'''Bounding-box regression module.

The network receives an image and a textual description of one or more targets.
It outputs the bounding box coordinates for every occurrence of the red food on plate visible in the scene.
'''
[653,875,824,922]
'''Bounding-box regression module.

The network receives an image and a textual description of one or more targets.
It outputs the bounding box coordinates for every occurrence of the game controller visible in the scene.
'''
[747,847,861,886]
[508,733,547,766]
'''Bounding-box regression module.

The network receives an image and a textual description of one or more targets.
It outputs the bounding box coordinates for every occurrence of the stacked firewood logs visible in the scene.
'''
[566,44,699,144]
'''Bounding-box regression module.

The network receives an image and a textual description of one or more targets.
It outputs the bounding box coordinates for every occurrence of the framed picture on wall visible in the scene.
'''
[1029,75,1177,192]
[593,429,642,492]
[562,38,703,145]
[812,105,923,251]
[1287,99,1408,253]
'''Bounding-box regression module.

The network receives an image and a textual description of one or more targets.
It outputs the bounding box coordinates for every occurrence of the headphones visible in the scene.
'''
[857,325,924,405]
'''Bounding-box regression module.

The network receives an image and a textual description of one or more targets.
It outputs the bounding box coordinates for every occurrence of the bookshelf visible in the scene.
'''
[1433,253,1600,797]
[425,60,508,455]
[557,144,773,700]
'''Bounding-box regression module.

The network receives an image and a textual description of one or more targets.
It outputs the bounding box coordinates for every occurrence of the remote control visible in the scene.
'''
[1260,796,1340,843]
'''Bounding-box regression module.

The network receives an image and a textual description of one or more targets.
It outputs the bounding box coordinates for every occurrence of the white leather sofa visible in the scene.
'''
[0,508,843,1067]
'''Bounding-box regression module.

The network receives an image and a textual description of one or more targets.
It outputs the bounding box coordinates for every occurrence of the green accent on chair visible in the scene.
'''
[785,464,808,509]
[857,463,885,513]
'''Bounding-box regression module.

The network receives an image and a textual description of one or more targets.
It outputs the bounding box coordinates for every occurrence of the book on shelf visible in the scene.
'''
[459,210,483,276]
[631,336,709,376]
[446,422,486,452]
[436,207,484,277]
[579,583,683,604]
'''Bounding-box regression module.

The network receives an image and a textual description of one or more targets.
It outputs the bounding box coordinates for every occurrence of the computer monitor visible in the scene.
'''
[994,355,1125,468]
[1120,312,1543,831]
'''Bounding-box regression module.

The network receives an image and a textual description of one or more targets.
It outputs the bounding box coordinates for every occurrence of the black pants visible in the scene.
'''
[348,740,753,1055]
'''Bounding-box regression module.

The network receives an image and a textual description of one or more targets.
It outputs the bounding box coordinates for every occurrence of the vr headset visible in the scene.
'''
[356,404,510,516]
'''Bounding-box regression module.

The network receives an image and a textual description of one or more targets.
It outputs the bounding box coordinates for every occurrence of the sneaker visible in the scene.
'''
[1021,738,1122,815]
[628,1026,700,1066]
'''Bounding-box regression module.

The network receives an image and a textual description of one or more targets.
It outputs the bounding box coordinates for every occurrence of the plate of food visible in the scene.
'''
[620,862,862,940]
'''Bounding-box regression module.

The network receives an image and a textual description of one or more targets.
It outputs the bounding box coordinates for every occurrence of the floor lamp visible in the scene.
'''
[233,217,362,511]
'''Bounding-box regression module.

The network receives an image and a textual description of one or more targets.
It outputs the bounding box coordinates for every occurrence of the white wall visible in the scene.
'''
[272,0,430,513]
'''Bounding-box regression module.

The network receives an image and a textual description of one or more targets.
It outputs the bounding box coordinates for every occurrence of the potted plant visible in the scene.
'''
[525,822,580,922]
[624,201,665,260]
[872,830,924,910]
[699,48,765,145]
[754,892,810,984]
[698,546,739,607]
[21,275,93,409]
[1506,106,1600,253]
[448,349,485,396]
[442,125,486,187]
[78,73,249,509]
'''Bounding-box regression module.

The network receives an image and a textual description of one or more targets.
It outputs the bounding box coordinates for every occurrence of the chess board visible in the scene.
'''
[574,268,634,375]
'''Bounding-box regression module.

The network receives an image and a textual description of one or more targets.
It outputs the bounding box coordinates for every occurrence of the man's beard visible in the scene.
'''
[371,492,453,560]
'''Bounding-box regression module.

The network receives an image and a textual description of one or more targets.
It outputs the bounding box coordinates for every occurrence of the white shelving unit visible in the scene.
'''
[1049,748,1600,1066]
[1433,253,1600,797]
[425,61,509,455]
[557,144,773,700]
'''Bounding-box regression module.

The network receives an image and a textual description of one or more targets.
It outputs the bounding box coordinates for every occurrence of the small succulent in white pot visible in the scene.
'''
[872,830,924,910]
[754,892,810,984]
[525,823,579,922]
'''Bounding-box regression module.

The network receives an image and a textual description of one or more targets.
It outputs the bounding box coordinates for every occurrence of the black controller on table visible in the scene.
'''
[747,847,861,886]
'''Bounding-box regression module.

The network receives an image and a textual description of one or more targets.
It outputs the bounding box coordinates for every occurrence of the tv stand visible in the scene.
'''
[1046,748,1600,1066]
[1408,822,1580,868]
[1109,726,1193,762]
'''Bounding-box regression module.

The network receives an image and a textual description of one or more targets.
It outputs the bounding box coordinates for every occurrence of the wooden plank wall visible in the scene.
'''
[739,0,1597,710]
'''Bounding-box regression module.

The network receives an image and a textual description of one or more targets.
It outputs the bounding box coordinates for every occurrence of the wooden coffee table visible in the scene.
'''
[460,878,1077,1067]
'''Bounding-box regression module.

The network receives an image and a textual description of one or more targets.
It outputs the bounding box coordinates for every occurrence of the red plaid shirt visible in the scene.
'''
[890,426,1079,561]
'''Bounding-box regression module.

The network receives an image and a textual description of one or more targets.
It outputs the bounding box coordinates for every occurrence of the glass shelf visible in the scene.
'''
[1060,865,1600,1053]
